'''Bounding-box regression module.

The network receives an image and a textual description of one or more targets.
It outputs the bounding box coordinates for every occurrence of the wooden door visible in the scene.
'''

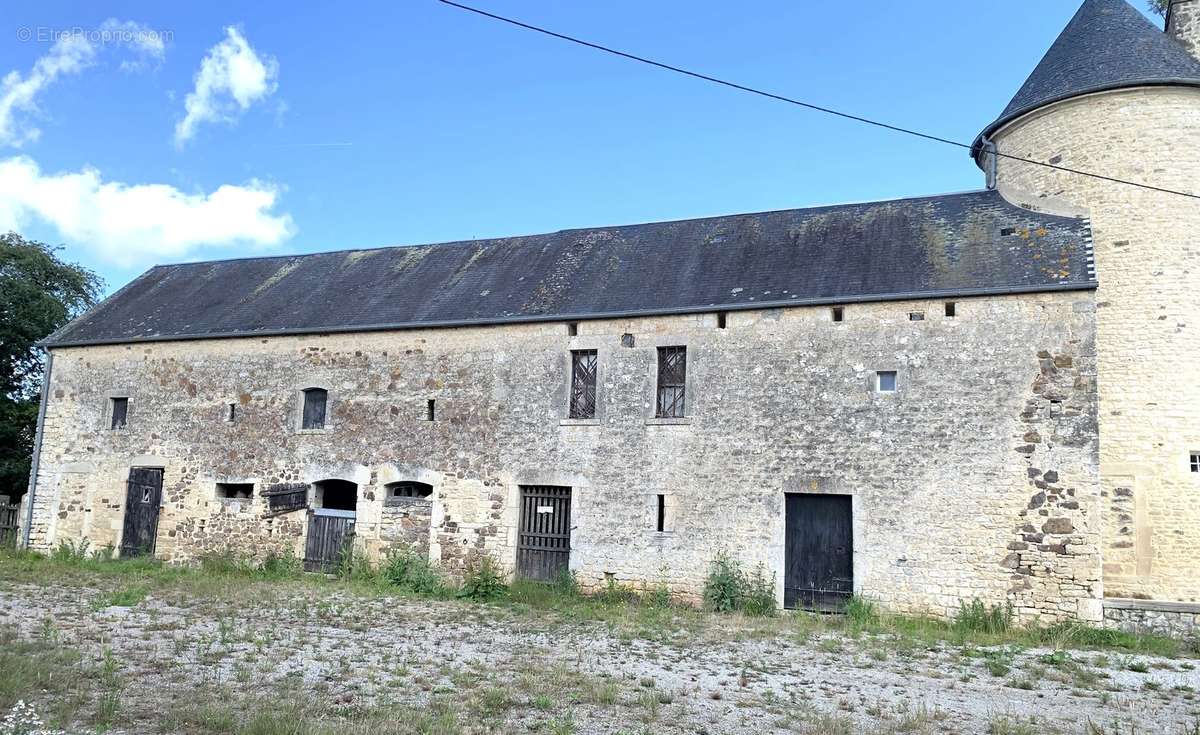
[120,468,164,558]
[785,494,853,611]
[516,486,572,582]
[304,510,355,573]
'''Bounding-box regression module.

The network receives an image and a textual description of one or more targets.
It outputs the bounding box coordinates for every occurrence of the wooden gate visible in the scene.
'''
[784,494,853,611]
[120,468,164,558]
[516,485,572,582]
[0,502,19,548]
[304,509,355,573]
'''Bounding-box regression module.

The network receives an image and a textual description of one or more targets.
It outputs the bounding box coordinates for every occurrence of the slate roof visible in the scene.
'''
[44,189,1095,347]
[975,0,1200,150]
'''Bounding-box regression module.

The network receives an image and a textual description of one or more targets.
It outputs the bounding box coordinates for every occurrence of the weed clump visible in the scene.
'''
[702,552,776,617]
[459,553,506,601]
[381,547,445,595]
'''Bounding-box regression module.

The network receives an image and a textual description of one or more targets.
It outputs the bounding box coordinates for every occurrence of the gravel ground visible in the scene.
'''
[0,578,1197,734]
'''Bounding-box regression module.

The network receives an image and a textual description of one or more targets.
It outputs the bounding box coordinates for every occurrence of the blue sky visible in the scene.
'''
[0,1,1162,293]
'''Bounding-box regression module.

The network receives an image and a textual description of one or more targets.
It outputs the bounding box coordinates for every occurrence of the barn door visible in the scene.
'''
[785,494,853,611]
[516,486,572,582]
[304,509,355,573]
[120,468,164,558]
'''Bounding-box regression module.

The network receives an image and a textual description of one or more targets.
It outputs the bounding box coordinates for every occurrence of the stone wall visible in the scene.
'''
[29,292,1102,621]
[1168,0,1200,58]
[1103,599,1200,638]
[990,86,1200,602]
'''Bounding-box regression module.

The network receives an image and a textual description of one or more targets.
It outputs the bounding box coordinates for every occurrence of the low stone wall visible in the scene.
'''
[1103,598,1200,638]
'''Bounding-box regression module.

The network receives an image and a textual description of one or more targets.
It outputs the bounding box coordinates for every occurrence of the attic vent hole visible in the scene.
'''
[831,307,844,323]
[717,312,727,329]
[566,322,579,337]
[1001,227,1016,237]
[909,312,925,322]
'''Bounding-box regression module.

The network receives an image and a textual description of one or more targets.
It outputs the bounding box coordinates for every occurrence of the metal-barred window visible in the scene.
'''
[656,346,687,418]
[568,350,598,419]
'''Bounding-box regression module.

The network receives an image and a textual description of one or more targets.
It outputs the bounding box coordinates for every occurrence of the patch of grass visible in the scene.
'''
[91,584,149,609]
[954,599,1013,635]
[380,546,446,595]
[458,552,506,601]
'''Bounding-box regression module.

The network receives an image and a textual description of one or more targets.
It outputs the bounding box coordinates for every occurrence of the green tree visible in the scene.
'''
[0,232,101,500]
[1149,0,1169,16]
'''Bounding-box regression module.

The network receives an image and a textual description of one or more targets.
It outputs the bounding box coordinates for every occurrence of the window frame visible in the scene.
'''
[297,386,330,432]
[109,396,129,431]
[383,481,434,506]
[1190,452,1200,474]
[875,370,898,393]
[655,346,688,419]
[568,349,599,420]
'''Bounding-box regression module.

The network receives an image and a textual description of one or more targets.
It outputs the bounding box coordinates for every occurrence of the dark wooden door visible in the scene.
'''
[785,494,853,611]
[0,502,19,548]
[304,510,355,573]
[120,468,164,558]
[516,486,571,582]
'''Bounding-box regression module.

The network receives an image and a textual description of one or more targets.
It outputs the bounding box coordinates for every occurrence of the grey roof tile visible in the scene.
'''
[45,190,1095,347]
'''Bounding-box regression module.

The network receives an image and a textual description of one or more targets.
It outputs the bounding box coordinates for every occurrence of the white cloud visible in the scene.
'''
[175,27,278,147]
[0,20,165,147]
[0,155,295,266]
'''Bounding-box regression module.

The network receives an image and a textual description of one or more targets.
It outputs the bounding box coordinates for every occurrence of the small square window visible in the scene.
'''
[216,482,254,500]
[876,371,898,393]
[1191,452,1200,473]
[945,302,957,318]
[566,322,579,337]
[831,307,844,323]
[909,312,925,321]
[1001,227,1016,236]
[110,397,128,430]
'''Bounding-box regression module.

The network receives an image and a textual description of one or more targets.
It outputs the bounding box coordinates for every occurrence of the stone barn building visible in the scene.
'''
[19,0,1200,628]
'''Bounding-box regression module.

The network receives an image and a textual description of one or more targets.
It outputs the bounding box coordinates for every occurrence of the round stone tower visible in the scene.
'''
[975,0,1200,602]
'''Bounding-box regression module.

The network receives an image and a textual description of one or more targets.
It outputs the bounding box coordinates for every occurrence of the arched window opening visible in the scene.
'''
[384,481,433,505]
[313,479,357,511]
[301,388,328,430]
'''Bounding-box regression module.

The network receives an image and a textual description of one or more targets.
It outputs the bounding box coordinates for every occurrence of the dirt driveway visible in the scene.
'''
[0,577,1196,734]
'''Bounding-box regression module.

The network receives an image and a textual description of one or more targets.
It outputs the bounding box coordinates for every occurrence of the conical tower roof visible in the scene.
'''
[975,0,1200,150]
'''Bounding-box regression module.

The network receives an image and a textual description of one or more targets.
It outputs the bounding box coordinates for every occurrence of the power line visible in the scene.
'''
[437,0,1200,202]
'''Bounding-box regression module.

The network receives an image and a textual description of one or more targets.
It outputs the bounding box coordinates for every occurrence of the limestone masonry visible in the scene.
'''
[20,0,1200,627]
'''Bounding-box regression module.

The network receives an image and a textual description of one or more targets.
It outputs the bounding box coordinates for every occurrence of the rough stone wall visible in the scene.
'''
[991,86,1200,602]
[29,293,1100,621]
[1103,600,1200,638]
[1168,0,1200,58]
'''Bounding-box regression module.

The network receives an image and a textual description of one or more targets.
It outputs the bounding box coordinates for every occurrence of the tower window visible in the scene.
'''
[717,312,728,329]
[1191,453,1200,473]
[831,307,844,323]
[876,371,898,393]
[301,388,327,430]
[945,302,957,318]
[426,399,436,421]
[109,397,128,430]
[656,494,666,532]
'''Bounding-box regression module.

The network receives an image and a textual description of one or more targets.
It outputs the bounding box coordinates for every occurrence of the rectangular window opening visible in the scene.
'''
[621,333,635,348]
[568,349,598,419]
[426,399,436,421]
[656,494,666,532]
[945,302,957,318]
[566,322,579,337]
[301,388,327,430]
[876,371,898,393]
[909,312,925,321]
[831,307,844,323]
[655,346,687,418]
[1191,452,1200,474]
[109,397,128,430]
[1001,227,1016,236]
[216,482,254,500]
[226,403,237,423]
[716,312,727,329]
